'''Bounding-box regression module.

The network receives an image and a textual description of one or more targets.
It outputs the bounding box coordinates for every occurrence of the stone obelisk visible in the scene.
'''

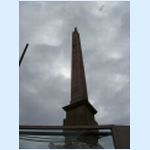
[63,27,98,126]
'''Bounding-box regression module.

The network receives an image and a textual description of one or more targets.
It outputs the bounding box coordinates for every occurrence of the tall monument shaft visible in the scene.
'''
[63,28,98,126]
[71,28,88,103]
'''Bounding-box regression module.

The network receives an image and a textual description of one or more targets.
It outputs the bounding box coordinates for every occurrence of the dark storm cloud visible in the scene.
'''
[19,1,130,125]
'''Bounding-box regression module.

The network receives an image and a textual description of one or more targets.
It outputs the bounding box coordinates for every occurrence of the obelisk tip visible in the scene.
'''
[74,27,78,32]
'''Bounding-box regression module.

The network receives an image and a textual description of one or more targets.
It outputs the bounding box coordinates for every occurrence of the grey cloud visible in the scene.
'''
[19,1,130,125]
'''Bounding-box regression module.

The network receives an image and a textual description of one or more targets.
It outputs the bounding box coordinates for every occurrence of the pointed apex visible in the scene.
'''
[74,27,78,32]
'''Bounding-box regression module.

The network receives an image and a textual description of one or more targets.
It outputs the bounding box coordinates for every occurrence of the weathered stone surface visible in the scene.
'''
[71,28,88,103]
[63,28,99,148]
[63,27,98,126]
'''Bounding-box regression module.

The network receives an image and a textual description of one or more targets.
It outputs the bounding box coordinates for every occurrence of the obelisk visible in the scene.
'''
[63,27,98,126]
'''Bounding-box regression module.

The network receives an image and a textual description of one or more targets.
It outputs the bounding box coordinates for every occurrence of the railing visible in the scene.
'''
[20,124,114,129]
[19,125,130,149]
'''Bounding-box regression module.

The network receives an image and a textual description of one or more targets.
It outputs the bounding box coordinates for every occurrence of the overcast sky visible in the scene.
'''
[19,1,130,125]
